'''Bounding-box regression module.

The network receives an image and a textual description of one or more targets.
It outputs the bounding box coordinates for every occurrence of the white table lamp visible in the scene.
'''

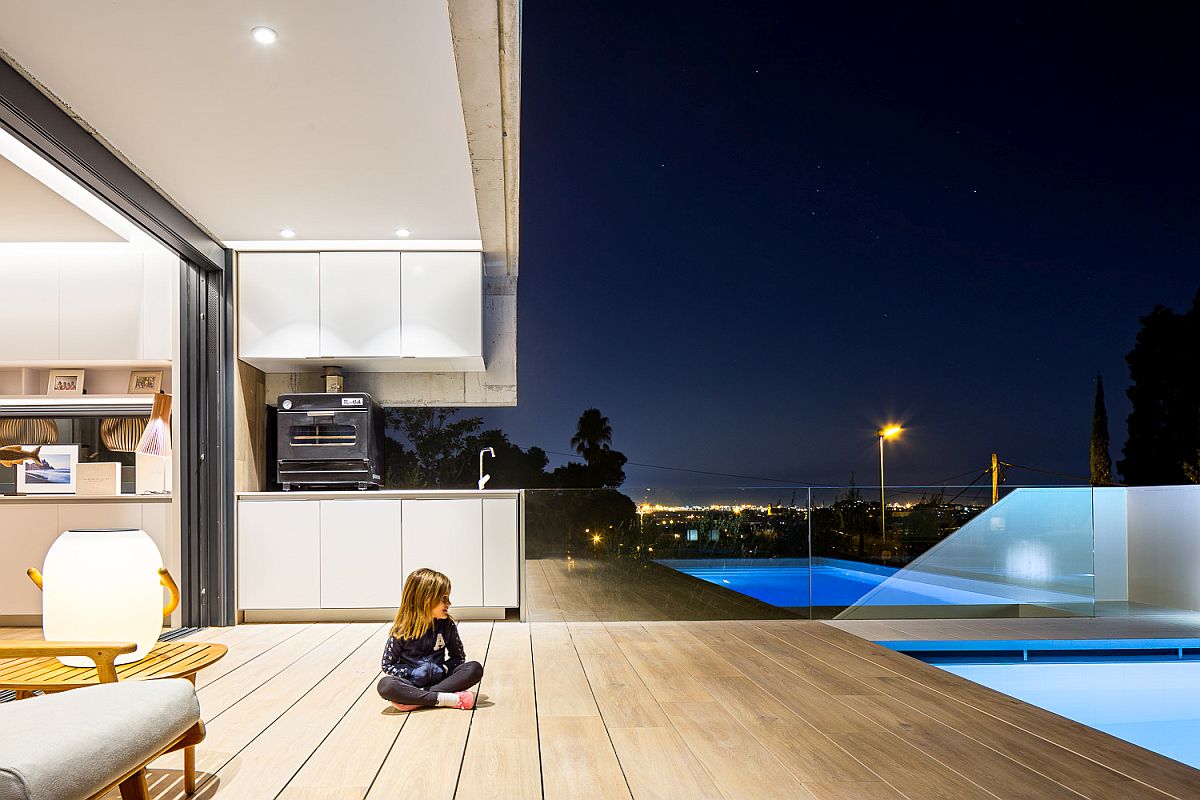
[29,528,179,666]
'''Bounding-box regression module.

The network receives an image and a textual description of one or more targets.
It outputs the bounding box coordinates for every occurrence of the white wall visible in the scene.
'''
[1127,485,1200,612]
[1092,487,1129,602]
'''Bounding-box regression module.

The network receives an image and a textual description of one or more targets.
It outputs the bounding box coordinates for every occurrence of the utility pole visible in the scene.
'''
[991,452,999,504]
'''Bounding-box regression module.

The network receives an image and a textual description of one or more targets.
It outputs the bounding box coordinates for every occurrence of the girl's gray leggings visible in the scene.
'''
[377,661,484,706]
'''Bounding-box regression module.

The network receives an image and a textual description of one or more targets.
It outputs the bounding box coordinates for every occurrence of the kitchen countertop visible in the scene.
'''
[0,494,172,503]
[238,489,521,500]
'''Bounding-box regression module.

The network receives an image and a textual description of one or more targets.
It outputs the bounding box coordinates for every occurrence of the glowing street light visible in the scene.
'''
[878,425,903,544]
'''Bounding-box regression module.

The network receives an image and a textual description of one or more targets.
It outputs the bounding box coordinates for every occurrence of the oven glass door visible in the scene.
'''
[280,410,367,455]
[288,422,356,446]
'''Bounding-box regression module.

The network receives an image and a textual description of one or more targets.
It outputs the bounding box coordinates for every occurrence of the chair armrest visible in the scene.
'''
[0,641,136,683]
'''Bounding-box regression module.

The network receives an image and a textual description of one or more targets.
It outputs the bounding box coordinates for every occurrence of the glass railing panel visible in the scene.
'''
[524,487,810,622]
[835,487,1096,619]
[524,484,1102,622]
[805,484,1003,617]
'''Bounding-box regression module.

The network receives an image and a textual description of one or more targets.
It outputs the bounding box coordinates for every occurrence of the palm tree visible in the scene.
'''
[571,408,612,464]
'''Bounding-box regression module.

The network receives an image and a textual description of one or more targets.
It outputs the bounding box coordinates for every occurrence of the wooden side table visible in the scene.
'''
[0,639,227,794]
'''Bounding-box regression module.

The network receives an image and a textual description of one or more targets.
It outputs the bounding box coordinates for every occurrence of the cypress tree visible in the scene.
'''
[1090,374,1113,486]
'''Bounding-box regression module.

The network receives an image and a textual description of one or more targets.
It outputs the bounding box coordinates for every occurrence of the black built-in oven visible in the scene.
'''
[276,393,384,490]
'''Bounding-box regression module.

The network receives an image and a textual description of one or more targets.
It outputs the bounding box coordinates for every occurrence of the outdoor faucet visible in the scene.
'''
[478,447,495,490]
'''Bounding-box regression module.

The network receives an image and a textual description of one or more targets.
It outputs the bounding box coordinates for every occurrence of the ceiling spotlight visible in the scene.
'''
[395,228,411,238]
[279,229,295,238]
[252,26,278,45]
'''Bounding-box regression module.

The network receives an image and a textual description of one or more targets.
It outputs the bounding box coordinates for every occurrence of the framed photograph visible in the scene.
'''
[128,369,164,395]
[16,444,79,494]
[46,369,85,395]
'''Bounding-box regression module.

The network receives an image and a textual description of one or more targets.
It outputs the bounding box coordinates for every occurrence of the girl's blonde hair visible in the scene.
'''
[390,568,452,640]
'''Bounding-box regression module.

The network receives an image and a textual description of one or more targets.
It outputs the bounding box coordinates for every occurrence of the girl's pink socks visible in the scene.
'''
[453,691,476,710]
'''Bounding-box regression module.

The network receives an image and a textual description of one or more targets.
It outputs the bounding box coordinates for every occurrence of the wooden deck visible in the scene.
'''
[527,557,800,622]
[4,620,1199,799]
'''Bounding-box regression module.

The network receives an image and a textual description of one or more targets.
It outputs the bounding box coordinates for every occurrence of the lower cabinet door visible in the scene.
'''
[0,505,59,615]
[320,499,402,608]
[238,500,320,609]
[483,498,520,607]
[401,499,484,606]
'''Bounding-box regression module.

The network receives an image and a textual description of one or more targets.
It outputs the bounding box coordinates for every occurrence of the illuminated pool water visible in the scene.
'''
[656,559,1024,609]
[888,640,1200,770]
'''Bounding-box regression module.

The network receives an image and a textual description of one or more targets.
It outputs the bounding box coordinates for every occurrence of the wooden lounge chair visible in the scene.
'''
[0,641,205,800]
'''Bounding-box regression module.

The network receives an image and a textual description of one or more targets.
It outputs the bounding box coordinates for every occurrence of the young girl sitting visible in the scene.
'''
[377,567,483,712]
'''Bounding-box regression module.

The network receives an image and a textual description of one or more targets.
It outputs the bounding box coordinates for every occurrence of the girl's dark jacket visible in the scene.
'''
[381,617,466,687]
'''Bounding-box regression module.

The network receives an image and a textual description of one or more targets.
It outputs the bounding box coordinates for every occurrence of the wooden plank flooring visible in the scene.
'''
[2,621,1197,799]
[527,558,799,622]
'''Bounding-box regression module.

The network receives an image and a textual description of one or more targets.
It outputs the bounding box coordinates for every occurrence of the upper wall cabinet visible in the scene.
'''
[319,252,402,358]
[237,250,483,373]
[401,252,482,360]
[0,248,172,364]
[238,253,321,359]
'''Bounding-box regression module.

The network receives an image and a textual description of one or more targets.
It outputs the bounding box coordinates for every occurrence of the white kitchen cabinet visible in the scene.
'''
[400,252,481,359]
[238,499,321,609]
[59,251,144,361]
[401,499,484,606]
[0,252,59,361]
[483,498,519,607]
[238,252,320,359]
[0,505,59,615]
[319,252,402,357]
[140,502,171,564]
[320,499,403,608]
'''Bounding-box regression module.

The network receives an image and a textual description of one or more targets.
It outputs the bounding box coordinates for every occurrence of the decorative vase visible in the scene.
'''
[39,528,171,666]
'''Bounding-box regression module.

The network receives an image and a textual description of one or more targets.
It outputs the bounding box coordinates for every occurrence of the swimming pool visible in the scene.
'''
[656,558,1039,609]
[888,639,1200,770]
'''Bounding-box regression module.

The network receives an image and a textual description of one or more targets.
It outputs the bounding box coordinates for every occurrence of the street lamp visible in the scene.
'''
[878,425,903,544]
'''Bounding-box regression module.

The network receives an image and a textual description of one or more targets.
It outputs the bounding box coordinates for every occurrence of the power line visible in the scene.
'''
[1004,462,1093,484]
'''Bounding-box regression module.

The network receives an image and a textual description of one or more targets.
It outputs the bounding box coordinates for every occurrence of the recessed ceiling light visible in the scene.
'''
[395,228,411,238]
[279,229,295,238]
[252,26,278,45]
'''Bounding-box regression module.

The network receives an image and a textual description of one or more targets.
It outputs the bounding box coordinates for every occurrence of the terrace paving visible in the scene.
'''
[4,619,1197,798]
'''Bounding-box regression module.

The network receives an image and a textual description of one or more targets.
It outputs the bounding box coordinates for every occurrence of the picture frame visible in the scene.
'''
[46,369,85,395]
[127,369,164,395]
[16,444,79,494]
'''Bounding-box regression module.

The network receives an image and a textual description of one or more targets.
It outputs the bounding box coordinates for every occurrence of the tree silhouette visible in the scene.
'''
[550,408,627,488]
[1090,373,1113,486]
[385,407,482,487]
[571,408,613,461]
[1119,290,1200,485]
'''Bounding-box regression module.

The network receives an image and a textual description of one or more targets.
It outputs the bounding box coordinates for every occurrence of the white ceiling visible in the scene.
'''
[0,155,125,242]
[0,0,481,243]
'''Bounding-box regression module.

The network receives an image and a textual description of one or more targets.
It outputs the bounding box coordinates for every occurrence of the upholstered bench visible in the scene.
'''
[0,678,202,800]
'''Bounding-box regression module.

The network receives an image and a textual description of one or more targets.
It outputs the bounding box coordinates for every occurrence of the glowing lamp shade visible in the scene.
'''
[42,528,165,666]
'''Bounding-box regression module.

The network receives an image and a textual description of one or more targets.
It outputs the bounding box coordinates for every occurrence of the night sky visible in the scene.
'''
[480,2,1200,492]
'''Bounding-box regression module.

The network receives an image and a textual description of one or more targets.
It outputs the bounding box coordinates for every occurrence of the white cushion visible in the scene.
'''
[0,679,199,800]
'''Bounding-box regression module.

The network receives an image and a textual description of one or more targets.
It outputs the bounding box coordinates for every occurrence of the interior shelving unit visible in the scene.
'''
[0,362,170,417]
